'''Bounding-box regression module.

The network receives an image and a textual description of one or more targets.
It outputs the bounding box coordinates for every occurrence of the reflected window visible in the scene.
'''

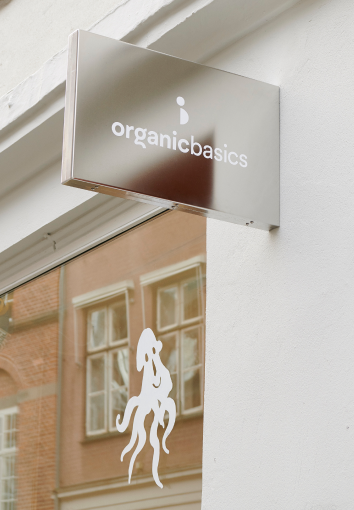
[157,276,204,415]
[86,294,129,435]
[0,408,17,510]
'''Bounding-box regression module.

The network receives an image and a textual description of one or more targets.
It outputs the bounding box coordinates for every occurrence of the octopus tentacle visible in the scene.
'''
[116,396,140,432]
[162,397,176,454]
[150,415,162,488]
[121,416,138,461]
[128,409,147,483]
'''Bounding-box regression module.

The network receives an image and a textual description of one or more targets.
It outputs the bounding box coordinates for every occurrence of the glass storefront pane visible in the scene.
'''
[111,301,128,343]
[182,278,200,322]
[0,211,206,509]
[159,333,178,373]
[89,394,105,432]
[88,309,106,349]
[182,327,201,369]
[111,348,129,387]
[183,368,202,411]
[89,356,105,392]
[158,286,178,329]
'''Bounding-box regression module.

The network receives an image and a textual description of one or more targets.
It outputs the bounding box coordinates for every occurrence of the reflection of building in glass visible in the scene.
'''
[59,211,206,508]
[0,212,205,509]
[0,271,60,510]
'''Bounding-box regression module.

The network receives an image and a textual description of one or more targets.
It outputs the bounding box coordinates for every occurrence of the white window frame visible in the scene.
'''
[143,259,205,418]
[85,294,130,436]
[0,406,18,510]
[73,282,133,437]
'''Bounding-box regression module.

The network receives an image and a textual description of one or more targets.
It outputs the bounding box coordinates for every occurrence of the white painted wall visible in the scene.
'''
[204,0,354,508]
[0,0,128,96]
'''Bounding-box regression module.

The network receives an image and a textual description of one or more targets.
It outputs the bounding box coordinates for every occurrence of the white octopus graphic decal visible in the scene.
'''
[116,328,176,488]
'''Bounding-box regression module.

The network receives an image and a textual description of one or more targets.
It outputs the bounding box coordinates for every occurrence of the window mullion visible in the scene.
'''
[105,350,109,433]
[179,329,183,415]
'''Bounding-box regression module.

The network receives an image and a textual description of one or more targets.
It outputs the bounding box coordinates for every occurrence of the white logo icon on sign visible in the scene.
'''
[177,96,189,125]
[116,328,176,488]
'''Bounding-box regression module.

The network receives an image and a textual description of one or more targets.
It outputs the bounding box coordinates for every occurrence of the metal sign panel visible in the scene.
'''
[61,30,279,230]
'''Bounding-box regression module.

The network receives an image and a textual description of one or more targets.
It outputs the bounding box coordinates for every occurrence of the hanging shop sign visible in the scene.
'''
[61,30,279,230]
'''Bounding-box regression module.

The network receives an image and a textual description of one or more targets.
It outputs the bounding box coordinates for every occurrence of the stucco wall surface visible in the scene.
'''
[0,0,128,97]
[204,0,354,508]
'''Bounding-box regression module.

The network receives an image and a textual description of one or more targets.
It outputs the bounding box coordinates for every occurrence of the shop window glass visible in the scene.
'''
[158,286,178,330]
[182,279,200,322]
[2,211,206,508]
[111,301,128,343]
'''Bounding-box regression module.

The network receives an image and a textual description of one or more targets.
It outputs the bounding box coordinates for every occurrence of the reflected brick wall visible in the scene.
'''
[0,269,60,510]
[60,212,206,490]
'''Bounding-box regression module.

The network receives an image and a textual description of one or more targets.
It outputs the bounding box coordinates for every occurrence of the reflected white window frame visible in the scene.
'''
[86,295,130,436]
[73,281,133,437]
[157,298,204,416]
[141,256,205,418]
[156,272,204,416]
[0,406,18,510]
[157,277,203,333]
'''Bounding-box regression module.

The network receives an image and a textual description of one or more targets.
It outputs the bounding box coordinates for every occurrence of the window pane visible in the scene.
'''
[159,334,178,373]
[182,279,199,322]
[89,356,105,392]
[111,301,127,342]
[89,309,106,350]
[89,394,105,432]
[4,414,16,449]
[111,348,129,388]
[182,327,201,369]
[158,287,178,329]
[111,348,129,429]
[159,335,178,412]
[111,391,128,425]
[183,369,201,411]
[1,454,16,507]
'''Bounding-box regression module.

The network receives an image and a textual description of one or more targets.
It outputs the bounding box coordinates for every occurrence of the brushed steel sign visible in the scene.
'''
[61,30,279,230]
